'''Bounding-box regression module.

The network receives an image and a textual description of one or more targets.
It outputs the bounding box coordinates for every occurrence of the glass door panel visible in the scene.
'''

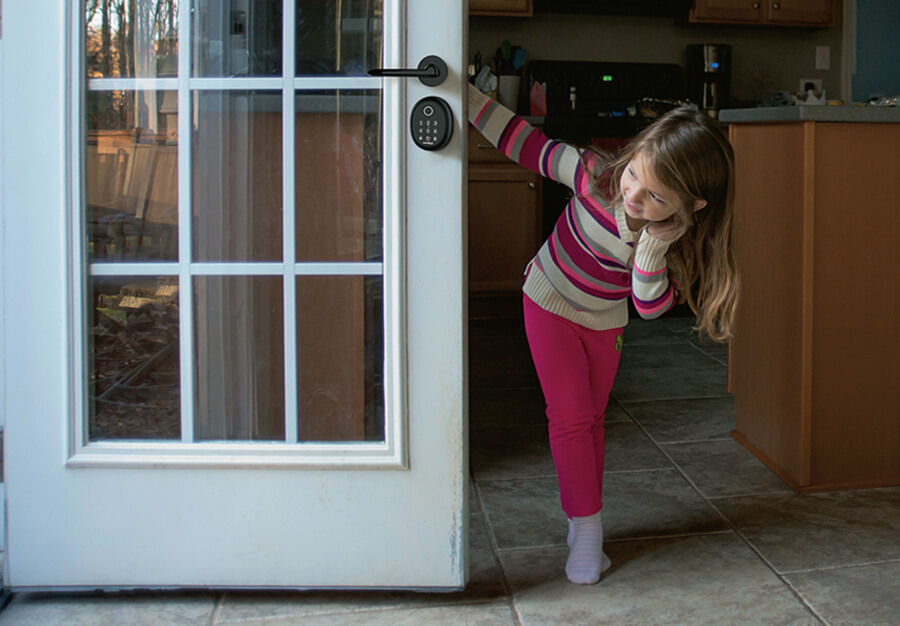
[296,0,382,75]
[192,91,283,262]
[193,0,283,77]
[85,0,180,79]
[193,275,285,441]
[86,89,179,262]
[88,275,181,441]
[295,90,382,263]
[297,275,383,442]
[82,0,388,452]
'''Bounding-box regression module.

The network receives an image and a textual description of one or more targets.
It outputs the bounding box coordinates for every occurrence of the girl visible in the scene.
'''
[468,87,739,584]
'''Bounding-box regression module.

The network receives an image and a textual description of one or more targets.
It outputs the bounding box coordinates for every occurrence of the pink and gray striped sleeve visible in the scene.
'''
[631,231,677,319]
[468,87,583,191]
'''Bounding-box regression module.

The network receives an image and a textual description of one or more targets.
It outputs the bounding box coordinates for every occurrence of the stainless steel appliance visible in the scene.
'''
[685,44,732,119]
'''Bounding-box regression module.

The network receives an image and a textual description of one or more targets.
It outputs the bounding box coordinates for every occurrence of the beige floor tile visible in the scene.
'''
[785,561,900,626]
[502,533,820,626]
[216,600,515,625]
[713,487,900,573]
[0,591,217,626]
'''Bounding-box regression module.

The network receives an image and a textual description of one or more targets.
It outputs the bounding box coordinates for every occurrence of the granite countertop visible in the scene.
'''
[719,106,900,123]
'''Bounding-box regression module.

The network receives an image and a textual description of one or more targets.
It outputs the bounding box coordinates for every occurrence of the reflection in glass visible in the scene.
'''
[88,276,181,441]
[85,0,179,79]
[297,276,383,442]
[86,90,179,261]
[295,91,382,262]
[194,276,285,441]
[193,91,283,262]
[192,0,282,77]
[296,0,382,75]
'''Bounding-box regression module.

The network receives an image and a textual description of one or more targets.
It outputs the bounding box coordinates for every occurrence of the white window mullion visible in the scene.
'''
[282,0,299,444]
[177,6,195,444]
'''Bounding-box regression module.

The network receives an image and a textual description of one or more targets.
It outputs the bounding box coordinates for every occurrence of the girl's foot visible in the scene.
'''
[566,512,611,584]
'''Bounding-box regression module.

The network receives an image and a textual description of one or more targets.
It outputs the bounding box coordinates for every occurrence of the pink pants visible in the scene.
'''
[523,295,623,518]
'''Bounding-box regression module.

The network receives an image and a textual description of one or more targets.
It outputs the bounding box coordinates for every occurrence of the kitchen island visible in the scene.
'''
[720,106,900,493]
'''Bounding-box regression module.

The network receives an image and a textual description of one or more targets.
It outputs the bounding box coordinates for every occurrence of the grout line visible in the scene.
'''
[495,529,736,554]
[474,473,559,483]
[611,393,733,404]
[470,385,541,392]
[705,489,798,500]
[471,479,524,626]
[617,395,734,406]
[620,404,829,625]
[209,592,227,625]
[779,557,900,576]
[603,467,677,475]
[655,437,736,445]
[681,337,729,366]
[475,467,677,485]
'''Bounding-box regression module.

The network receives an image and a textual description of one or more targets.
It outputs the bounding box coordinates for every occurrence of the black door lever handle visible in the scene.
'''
[368,55,447,87]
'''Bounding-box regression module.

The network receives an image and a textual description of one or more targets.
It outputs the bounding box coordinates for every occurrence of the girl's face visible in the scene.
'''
[619,151,683,225]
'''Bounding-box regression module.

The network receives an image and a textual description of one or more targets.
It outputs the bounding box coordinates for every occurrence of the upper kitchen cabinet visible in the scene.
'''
[690,0,834,26]
[471,0,533,17]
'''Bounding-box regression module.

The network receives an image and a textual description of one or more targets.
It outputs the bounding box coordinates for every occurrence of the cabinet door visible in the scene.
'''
[470,0,533,17]
[468,165,541,293]
[766,0,833,26]
[691,0,762,23]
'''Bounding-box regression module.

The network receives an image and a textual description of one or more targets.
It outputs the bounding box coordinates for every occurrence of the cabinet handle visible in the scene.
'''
[477,144,494,150]
[772,1,780,7]
[528,182,536,190]
[752,2,760,7]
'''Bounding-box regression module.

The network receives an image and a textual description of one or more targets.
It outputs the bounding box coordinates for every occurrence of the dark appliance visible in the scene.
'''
[526,60,686,235]
[685,44,732,118]
[527,60,685,145]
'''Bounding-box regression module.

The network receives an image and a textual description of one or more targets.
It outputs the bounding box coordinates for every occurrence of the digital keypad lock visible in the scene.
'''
[411,97,453,151]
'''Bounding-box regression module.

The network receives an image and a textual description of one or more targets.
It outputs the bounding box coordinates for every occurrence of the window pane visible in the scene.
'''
[194,276,285,441]
[297,276,383,442]
[85,0,179,79]
[192,0,282,77]
[192,91,283,262]
[296,0,382,75]
[86,89,179,261]
[295,91,382,262]
[88,276,181,441]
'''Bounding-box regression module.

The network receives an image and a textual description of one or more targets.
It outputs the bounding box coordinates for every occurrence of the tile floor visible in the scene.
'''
[2,311,900,625]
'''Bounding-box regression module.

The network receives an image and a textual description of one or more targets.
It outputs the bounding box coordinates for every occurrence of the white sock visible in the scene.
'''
[565,512,611,585]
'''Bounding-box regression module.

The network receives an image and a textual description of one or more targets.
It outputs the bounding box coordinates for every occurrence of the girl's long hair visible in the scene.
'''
[589,105,740,342]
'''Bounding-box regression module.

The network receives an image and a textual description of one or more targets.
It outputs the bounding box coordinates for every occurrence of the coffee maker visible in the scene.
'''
[686,44,731,118]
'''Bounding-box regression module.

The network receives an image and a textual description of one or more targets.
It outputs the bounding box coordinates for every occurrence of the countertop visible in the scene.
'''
[719,106,900,124]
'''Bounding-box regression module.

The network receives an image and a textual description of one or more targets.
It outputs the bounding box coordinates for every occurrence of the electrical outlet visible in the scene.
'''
[815,46,831,70]
[799,78,823,93]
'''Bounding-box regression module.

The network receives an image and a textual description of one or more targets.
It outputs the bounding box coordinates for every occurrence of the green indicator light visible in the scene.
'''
[603,75,613,82]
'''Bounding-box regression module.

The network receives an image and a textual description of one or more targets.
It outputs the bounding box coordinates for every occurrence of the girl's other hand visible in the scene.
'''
[645,216,687,242]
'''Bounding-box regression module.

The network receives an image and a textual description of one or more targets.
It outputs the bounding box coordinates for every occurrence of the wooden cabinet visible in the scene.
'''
[728,120,900,493]
[468,126,542,293]
[690,0,833,26]
[470,0,533,17]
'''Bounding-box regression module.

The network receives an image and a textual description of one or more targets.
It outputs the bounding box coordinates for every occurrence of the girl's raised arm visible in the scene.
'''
[468,87,585,192]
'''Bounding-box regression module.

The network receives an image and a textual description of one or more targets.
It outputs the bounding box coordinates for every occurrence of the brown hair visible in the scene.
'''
[591,105,739,341]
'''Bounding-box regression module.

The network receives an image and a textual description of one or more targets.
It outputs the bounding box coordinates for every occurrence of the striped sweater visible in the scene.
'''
[469,87,676,331]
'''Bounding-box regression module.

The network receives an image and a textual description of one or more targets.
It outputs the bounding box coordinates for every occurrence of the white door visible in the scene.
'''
[1,0,468,589]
